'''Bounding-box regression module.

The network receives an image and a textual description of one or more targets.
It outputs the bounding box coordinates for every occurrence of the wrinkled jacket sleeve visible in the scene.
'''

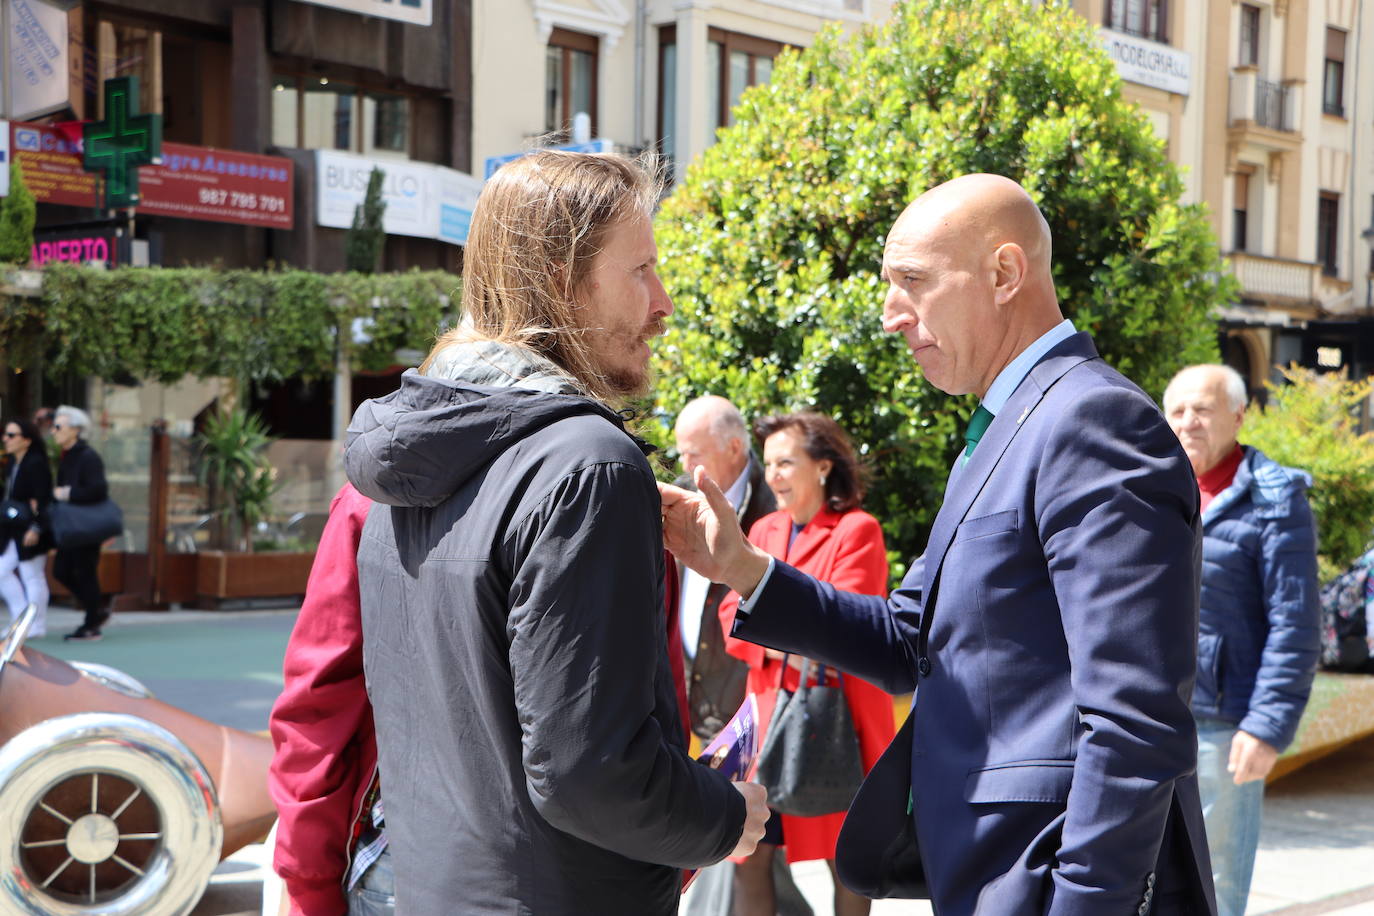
[1241,485,1320,750]
[268,484,374,916]
[504,460,745,868]
[1038,388,1203,915]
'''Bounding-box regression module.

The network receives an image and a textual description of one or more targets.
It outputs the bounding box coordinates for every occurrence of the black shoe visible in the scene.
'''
[63,626,103,642]
[92,609,112,629]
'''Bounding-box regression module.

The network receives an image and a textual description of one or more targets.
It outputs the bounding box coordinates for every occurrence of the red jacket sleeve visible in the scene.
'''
[268,484,374,916]
[828,513,894,771]
[719,518,771,670]
[662,551,692,743]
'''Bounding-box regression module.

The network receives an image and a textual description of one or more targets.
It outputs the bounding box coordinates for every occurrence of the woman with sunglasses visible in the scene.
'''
[1,417,53,637]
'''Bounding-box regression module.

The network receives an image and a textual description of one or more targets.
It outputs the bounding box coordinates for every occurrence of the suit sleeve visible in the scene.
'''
[733,536,920,695]
[1241,487,1320,750]
[505,460,744,868]
[268,485,373,916]
[1036,387,1202,914]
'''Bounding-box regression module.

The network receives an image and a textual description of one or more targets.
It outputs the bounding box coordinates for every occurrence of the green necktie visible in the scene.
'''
[963,405,995,461]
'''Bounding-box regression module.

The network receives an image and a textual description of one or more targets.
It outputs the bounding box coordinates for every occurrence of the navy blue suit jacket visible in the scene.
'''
[734,334,1216,915]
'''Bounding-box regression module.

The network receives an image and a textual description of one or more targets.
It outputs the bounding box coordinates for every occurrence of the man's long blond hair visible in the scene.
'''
[421,151,662,402]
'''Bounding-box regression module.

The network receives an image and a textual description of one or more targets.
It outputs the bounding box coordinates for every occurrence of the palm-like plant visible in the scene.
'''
[195,405,278,552]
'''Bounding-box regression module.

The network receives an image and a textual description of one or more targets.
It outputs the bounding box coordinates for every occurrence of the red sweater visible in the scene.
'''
[268,484,376,916]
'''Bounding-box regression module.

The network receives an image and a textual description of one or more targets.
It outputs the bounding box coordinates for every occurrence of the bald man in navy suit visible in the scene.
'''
[661,175,1217,916]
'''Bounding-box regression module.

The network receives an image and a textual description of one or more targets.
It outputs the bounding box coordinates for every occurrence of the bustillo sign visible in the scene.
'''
[315,149,481,245]
[8,121,294,228]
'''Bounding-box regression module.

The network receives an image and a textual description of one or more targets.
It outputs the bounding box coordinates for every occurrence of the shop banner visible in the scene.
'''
[9,119,92,205]
[8,121,295,228]
[139,144,294,229]
[0,120,8,195]
[436,167,482,246]
[6,0,69,120]
[316,149,478,245]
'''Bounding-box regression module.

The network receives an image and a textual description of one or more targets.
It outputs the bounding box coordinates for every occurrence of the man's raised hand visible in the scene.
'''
[658,467,769,595]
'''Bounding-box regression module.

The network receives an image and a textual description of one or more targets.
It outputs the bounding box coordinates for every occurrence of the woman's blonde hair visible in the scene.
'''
[422,151,662,401]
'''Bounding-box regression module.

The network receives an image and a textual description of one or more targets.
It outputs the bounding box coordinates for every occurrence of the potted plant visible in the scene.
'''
[192,405,313,606]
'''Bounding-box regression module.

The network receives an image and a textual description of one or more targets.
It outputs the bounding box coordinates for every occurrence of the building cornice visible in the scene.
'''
[533,0,632,50]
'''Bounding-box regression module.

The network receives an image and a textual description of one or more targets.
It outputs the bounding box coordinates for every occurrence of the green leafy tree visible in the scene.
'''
[650,0,1233,563]
[1241,367,1374,581]
[0,161,37,264]
[346,167,387,273]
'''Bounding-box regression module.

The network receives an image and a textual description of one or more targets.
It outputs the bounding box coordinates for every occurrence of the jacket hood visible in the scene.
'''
[345,341,629,508]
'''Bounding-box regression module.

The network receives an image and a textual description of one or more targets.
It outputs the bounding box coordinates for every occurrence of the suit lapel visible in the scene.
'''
[921,333,1100,601]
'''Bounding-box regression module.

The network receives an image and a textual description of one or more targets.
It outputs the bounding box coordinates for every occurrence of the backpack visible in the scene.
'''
[1319,549,1374,672]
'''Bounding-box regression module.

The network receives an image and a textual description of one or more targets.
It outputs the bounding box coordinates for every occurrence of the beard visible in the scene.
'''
[591,318,665,398]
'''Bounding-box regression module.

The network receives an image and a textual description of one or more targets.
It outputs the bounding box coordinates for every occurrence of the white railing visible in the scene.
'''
[1229,253,1322,303]
[1228,70,1300,132]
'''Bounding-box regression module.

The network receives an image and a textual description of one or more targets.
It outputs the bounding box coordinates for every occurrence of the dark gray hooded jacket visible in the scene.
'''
[345,343,744,915]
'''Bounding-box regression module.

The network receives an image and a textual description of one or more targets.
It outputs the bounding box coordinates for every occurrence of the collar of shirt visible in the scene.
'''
[723,462,751,514]
[980,319,1077,417]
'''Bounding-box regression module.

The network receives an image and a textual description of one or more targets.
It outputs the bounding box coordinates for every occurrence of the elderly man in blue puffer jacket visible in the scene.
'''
[1164,364,1321,916]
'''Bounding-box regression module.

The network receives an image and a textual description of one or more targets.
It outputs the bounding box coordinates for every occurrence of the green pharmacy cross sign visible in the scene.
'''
[83,77,163,209]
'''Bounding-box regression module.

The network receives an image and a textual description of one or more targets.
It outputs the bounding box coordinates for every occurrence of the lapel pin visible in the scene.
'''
[1016,406,1030,424]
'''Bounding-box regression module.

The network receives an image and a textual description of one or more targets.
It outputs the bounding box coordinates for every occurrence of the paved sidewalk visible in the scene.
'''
[25,606,1374,915]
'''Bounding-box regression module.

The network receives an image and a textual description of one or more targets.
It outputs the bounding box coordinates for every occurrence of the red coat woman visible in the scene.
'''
[718,413,894,916]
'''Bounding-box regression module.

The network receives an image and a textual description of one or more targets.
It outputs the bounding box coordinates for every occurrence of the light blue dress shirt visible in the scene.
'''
[739,319,1078,613]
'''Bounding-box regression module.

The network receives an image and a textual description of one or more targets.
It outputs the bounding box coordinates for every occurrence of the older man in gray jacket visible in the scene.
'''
[345,152,767,915]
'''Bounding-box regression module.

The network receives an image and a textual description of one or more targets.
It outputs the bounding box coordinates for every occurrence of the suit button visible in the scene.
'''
[917,657,932,677]
[699,641,708,650]
[1146,873,1155,889]
[1137,905,1147,916]
[692,673,702,682]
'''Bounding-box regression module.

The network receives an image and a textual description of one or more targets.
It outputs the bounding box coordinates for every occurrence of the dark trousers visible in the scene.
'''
[53,544,105,627]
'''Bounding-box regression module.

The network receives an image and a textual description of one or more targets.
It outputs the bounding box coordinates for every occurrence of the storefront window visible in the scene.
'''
[365,93,409,155]
[273,76,412,157]
[271,76,299,148]
[97,21,161,116]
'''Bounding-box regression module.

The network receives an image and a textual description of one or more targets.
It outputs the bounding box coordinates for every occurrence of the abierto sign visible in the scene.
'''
[290,0,431,26]
[1098,28,1191,96]
[316,149,482,246]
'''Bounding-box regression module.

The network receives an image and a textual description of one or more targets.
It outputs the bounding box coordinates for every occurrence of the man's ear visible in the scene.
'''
[992,243,1029,307]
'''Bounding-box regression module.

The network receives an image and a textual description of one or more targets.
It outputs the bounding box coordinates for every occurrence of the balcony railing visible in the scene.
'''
[1254,79,1292,130]
[1229,252,1322,304]
[1229,71,1300,133]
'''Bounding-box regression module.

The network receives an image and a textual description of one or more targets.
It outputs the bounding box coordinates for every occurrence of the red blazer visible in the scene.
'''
[719,505,894,864]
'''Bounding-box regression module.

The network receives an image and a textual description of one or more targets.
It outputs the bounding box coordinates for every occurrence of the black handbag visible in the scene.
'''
[754,654,865,817]
[46,499,124,548]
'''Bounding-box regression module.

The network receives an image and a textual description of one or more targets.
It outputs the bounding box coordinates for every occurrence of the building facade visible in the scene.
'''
[1076,0,1374,392]
[0,0,473,558]
[471,0,893,180]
